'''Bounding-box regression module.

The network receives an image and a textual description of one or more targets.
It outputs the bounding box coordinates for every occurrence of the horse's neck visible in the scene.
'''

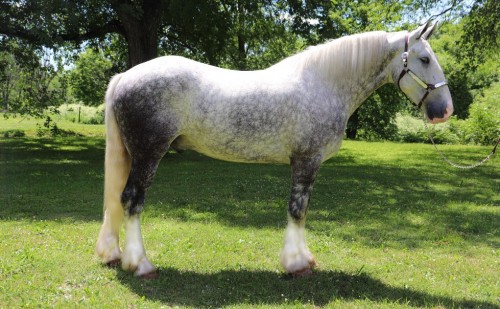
[291,31,399,115]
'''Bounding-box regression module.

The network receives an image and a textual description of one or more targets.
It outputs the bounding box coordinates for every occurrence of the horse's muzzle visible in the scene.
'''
[426,100,453,124]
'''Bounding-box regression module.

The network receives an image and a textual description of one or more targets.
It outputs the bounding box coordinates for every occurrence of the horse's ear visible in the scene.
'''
[416,20,432,40]
[423,21,438,40]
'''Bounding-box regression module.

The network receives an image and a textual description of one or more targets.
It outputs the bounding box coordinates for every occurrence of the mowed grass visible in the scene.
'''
[0,117,499,308]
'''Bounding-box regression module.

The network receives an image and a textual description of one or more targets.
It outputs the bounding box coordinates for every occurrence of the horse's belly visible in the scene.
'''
[172,134,291,164]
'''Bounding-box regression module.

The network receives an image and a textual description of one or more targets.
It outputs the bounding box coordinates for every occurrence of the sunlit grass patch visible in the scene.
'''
[0,125,498,307]
[1,114,105,138]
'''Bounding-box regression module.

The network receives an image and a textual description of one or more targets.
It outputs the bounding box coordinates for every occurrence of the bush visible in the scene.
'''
[56,104,105,125]
[393,113,427,143]
[3,129,26,138]
[446,83,499,146]
[393,113,459,144]
[462,87,499,145]
[394,82,499,146]
[34,116,83,137]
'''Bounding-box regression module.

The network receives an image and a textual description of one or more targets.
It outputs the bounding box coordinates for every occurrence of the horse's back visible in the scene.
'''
[112,56,277,114]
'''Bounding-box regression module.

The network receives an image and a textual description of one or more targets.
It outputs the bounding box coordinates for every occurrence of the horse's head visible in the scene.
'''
[391,21,453,124]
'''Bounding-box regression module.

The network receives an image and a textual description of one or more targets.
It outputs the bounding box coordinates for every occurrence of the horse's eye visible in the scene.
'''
[420,57,430,64]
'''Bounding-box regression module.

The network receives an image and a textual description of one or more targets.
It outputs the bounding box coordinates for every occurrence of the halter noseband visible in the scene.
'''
[397,33,448,109]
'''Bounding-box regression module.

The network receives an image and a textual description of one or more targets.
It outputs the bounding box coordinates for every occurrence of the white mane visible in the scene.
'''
[277,31,389,82]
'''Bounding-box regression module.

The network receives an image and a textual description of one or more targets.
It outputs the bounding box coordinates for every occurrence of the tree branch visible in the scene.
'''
[0,24,39,43]
[0,19,124,46]
[58,20,124,42]
[422,0,464,25]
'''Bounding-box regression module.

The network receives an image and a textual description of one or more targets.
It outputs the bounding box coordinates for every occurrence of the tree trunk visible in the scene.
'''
[123,22,159,68]
[346,110,359,140]
[345,126,358,140]
[236,0,247,70]
[237,33,246,70]
[1,78,10,112]
[110,0,165,68]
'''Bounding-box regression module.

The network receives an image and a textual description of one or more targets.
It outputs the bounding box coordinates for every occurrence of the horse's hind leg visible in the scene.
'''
[280,155,322,276]
[120,154,166,277]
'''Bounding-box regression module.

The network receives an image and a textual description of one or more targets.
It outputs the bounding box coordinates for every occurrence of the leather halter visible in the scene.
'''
[397,33,448,109]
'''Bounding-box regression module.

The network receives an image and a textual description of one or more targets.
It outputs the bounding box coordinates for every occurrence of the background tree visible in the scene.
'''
[218,0,301,70]
[68,48,113,106]
[429,19,499,119]
[164,0,304,70]
[0,0,229,68]
[0,39,66,117]
[1,0,498,142]
[459,0,499,68]
[0,51,19,112]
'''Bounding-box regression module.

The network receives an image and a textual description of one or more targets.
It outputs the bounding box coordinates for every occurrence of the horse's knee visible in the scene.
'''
[121,181,146,215]
[288,155,321,221]
[288,186,312,221]
[121,157,161,215]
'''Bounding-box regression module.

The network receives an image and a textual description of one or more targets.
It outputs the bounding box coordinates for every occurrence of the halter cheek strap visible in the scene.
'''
[397,33,448,109]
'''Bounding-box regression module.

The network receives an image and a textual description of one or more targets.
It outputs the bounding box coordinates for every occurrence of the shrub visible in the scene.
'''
[3,130,25,138]
[446,83,499,145]
[463,88,499,145]
[56,104,105,125]
[394,83,499,146]
[393,113,458,144]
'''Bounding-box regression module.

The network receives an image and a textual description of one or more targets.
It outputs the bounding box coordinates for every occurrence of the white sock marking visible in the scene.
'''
[122,215,155,276]
[280,217,315,273]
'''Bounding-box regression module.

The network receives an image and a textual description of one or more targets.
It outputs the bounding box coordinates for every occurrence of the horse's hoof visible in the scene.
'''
[138,270,159,280]
[105,259,121,268]
[308,258,317,268]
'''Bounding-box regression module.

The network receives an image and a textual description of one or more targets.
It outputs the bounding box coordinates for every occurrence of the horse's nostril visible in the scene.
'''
[427,101,447,120]
[446,105,454,117]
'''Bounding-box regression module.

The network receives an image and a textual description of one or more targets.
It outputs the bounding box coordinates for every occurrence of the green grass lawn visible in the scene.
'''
[1,117,499,308]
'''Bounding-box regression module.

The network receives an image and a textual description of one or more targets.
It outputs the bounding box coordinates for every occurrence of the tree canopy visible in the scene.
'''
[0,0,498,140]
[68,49,113,106]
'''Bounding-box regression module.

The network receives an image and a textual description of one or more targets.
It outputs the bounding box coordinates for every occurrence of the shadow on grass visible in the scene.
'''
[0,137,105,221]
[116,267,497,308]
[1,138,498,249]
[147,149,499,249]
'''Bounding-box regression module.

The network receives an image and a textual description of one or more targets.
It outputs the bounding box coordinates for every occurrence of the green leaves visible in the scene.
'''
[460,0,499,66]
[68,48,113,106]
[0,40,67,118]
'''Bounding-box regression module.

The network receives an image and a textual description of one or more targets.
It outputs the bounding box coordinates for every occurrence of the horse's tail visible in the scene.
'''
[104,74,131,215]
[96,74,131,261]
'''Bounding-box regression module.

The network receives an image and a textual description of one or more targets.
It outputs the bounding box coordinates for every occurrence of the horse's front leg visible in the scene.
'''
[280,155,322,276]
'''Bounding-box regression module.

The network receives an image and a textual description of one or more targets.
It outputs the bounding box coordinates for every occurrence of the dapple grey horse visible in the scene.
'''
[96,22,453,278]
